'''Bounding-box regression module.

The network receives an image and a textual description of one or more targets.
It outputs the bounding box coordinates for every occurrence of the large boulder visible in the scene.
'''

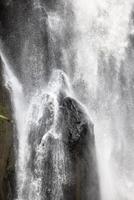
[60,97,100,200]
[27,94,100,200]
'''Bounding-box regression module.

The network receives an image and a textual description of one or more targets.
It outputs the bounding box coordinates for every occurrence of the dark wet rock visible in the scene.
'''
[0,0,100,198]
[27,94,100,200]
[61,97,100,200]
[0,63,15,200]
[61,97,93,146]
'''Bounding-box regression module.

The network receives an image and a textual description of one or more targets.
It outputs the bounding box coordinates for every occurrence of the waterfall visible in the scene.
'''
[72,0,134,200]
[1,0,134,200]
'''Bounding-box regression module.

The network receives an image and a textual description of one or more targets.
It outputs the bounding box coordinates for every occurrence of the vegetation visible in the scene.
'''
[0,105,11,123]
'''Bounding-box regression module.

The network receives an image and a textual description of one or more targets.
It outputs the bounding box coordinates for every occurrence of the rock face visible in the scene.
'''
[61,97,100,200]
[0,62,15,200]
[27,94,100,200]
[0,1,100,199]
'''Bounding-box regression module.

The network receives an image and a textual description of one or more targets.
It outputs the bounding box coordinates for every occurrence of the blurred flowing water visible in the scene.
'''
[0,0,134,200]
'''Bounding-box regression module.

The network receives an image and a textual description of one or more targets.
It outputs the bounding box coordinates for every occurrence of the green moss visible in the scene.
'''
[0,105,8,116]
[0,105,10,127]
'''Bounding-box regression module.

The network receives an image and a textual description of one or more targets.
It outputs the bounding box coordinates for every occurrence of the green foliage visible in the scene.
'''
[0,105,9,124]
[0,105,8,116]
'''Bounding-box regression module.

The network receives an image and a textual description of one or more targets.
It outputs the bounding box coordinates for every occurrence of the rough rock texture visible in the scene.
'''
[27,94,100,200]
[0,62,15,200]
[0,1,100,199]
[61,97,100,200]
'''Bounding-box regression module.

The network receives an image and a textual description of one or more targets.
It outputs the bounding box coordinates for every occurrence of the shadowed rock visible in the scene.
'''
[27,95,100,200]
[0,0,100,199]
[0,62,15,200]
[61,97,100,200]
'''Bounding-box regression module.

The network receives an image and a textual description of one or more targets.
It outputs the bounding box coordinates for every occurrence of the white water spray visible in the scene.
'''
[1,43,74,199]
[1,0,134,200]
[72,0,134,200]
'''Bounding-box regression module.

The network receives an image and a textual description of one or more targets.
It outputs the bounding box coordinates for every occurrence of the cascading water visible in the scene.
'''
[1,0,134,200]
[72,1,134,200]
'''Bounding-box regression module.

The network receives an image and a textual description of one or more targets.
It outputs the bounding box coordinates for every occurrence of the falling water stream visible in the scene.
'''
[0,0,134,200]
